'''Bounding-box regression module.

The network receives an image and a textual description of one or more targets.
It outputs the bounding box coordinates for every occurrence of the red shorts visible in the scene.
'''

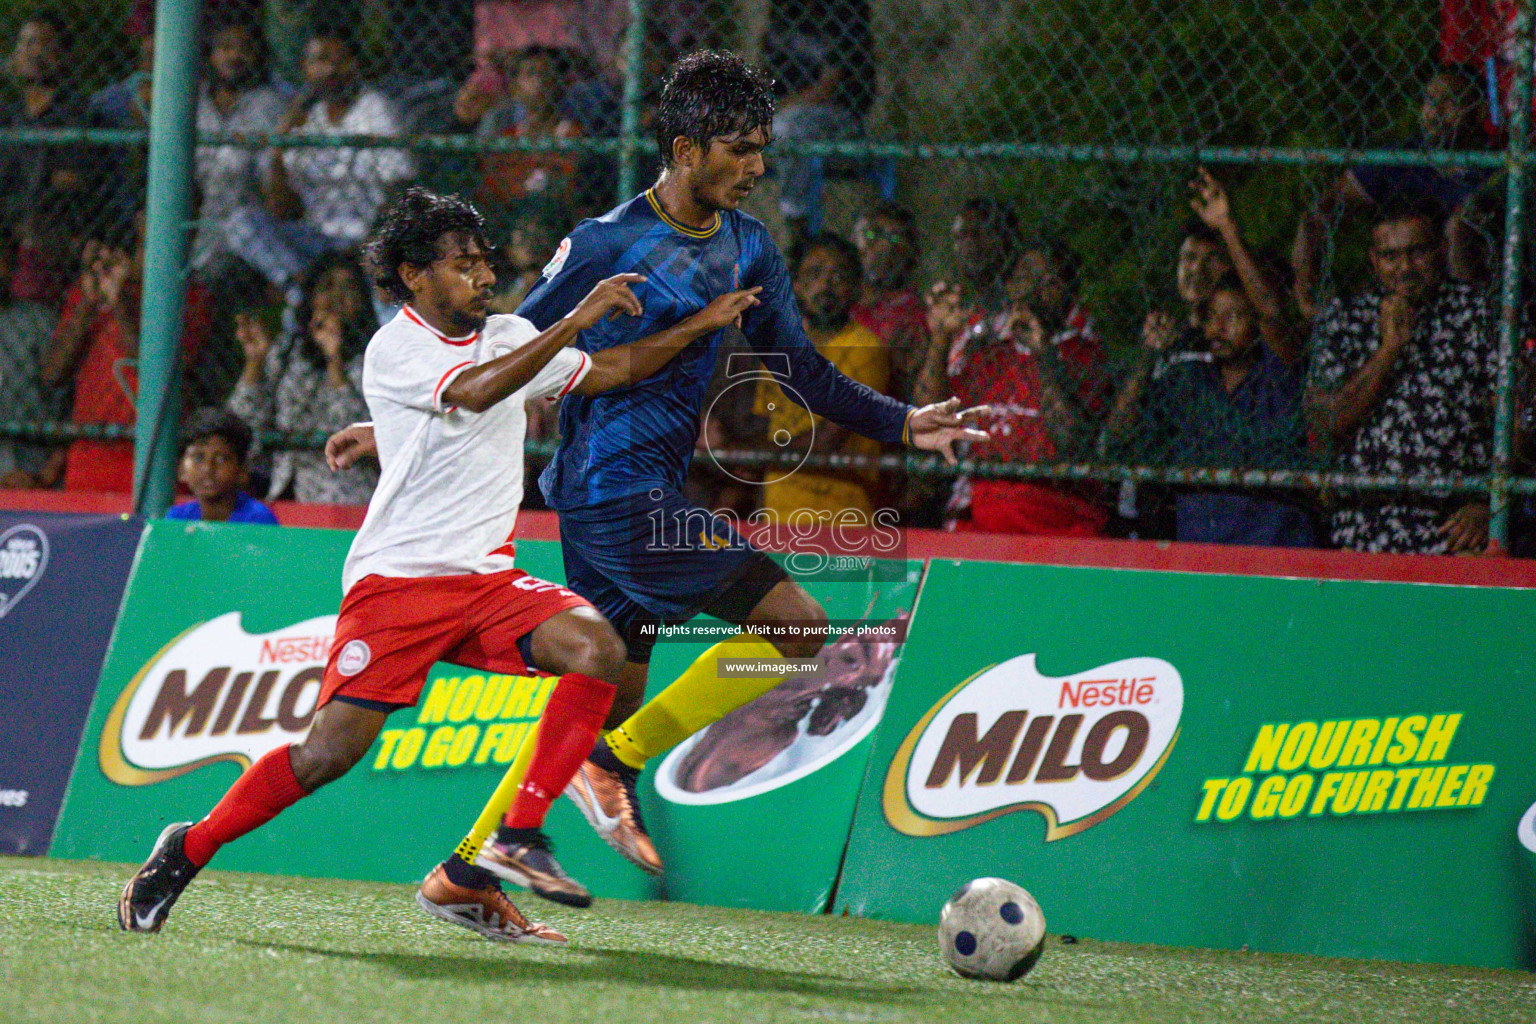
[318,569,590,710]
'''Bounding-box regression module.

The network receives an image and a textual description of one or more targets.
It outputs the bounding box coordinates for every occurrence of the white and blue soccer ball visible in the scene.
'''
[937,877,1046,981]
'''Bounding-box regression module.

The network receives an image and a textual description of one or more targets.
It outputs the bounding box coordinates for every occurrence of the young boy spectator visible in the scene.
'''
[42,215,214,493]
[228,29,414,290]
[1306,197,1496,554]
[166,408,279,524]
[1292,66,1493,319]
[1104,272,1313,547]
[754,233,890,517]
[851,200,927,402]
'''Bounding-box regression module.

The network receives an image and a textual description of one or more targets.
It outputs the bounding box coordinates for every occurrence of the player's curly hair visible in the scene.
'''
[653,50,775,170]
[365,187,491,303]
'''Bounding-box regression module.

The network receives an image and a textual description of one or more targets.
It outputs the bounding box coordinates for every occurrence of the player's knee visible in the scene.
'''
[559,621,629,682]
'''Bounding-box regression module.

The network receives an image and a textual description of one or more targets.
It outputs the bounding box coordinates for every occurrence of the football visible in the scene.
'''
[937,877,1047,981]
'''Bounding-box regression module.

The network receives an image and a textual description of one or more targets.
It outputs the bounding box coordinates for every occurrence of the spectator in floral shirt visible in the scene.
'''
[226,251,378,505]
[1306,197,1496,554]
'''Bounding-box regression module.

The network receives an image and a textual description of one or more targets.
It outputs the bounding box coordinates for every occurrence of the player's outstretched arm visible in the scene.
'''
[441,274,646,413]
[908,397,991,466]
[575,287,762,395]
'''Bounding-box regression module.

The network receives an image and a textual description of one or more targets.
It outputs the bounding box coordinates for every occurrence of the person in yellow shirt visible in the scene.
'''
[755,233,891,517]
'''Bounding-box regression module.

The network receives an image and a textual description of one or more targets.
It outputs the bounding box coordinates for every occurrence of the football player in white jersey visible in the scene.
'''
[118,188,760,944]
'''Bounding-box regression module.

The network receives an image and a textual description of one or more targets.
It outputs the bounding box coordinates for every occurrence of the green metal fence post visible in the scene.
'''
[134,0,202,517]
[1492,10,1536,550]
[617,0,647,202]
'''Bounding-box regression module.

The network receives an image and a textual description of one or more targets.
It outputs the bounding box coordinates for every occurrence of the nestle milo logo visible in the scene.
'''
[100,612,336,785]
[0,524,49,620]
[884,654,1182,840]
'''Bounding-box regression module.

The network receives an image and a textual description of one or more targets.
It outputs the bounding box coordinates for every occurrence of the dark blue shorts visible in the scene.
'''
[557,490,787,663]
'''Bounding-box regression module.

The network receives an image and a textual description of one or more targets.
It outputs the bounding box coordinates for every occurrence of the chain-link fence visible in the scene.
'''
[1,0,1533,554]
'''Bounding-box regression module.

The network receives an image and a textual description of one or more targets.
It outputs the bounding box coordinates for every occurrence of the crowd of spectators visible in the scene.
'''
[0,4,1528,558]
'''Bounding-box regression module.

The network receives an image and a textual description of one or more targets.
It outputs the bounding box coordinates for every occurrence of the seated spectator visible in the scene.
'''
[763,0,875,244]
[489,207,566,315]
[0,228,63,488]
[754,233,890,518]
[192,17,292,284]
[0,10,89,305]
[1104,272,1313,547]
[42,215,214,493]
[166,408,279,524]
[1293,66,1493,319]
[227,251,377,505]
[1306,197,1496,555]
[928,233,1111,537]
[228,29,414,290]
[851,200,927,402]
[476,46,586,231]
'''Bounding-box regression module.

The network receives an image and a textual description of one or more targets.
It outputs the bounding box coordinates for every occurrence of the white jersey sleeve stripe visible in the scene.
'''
[555,350,591,398]
[432,360,475,412]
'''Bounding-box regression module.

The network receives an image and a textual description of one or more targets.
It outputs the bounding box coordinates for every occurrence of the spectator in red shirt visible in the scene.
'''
[41,216,213,493]
[851,200,927,403]
[922,231,1110,537]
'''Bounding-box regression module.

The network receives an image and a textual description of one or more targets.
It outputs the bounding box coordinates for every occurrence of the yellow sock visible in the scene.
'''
[605,632,785,769]
[453,718,542,863]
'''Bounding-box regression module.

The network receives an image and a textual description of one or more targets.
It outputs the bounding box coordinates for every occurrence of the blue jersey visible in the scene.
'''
[519,189,912,510]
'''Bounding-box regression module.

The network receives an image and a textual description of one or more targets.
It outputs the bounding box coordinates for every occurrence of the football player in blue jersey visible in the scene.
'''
[327,50,985,909]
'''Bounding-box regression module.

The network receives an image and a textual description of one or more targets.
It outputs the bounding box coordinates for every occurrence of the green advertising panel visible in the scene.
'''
[835,559,1536,969]
[53,520,915,914]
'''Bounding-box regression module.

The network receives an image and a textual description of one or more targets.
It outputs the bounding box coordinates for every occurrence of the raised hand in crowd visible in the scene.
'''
[235,312,274,386]
[311,310,350,387]
[1188,166,1235,235]
[1141,310,1177,353]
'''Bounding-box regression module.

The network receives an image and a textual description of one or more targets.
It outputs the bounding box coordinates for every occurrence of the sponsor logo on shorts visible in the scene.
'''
[337,640,371,677]
[0,523,49,621]
[100,612,337,786]
[883,654,1182,841]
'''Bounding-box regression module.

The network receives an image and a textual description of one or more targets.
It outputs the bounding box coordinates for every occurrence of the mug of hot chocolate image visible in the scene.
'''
[656,613,907,806]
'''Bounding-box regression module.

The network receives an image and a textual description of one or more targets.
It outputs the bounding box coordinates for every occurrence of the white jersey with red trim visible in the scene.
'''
[341,306,591,592]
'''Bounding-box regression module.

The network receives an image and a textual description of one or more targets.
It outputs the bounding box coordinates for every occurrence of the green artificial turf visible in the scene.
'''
[1,857,1532,1024]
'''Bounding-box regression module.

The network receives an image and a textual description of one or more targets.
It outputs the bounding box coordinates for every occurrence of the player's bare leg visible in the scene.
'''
[432,607,622,914]
[568,581,828,876]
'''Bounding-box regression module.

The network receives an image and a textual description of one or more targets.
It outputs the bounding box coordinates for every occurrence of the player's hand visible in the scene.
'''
[325,421,377,472]
[689,286,762,333]
[907,397,991,466]
[567,273,646,331]
[1437,501,1490,554]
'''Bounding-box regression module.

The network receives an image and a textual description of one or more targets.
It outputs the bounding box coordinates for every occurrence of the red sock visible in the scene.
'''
[183,744,309,867]
[503,673,616,830]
